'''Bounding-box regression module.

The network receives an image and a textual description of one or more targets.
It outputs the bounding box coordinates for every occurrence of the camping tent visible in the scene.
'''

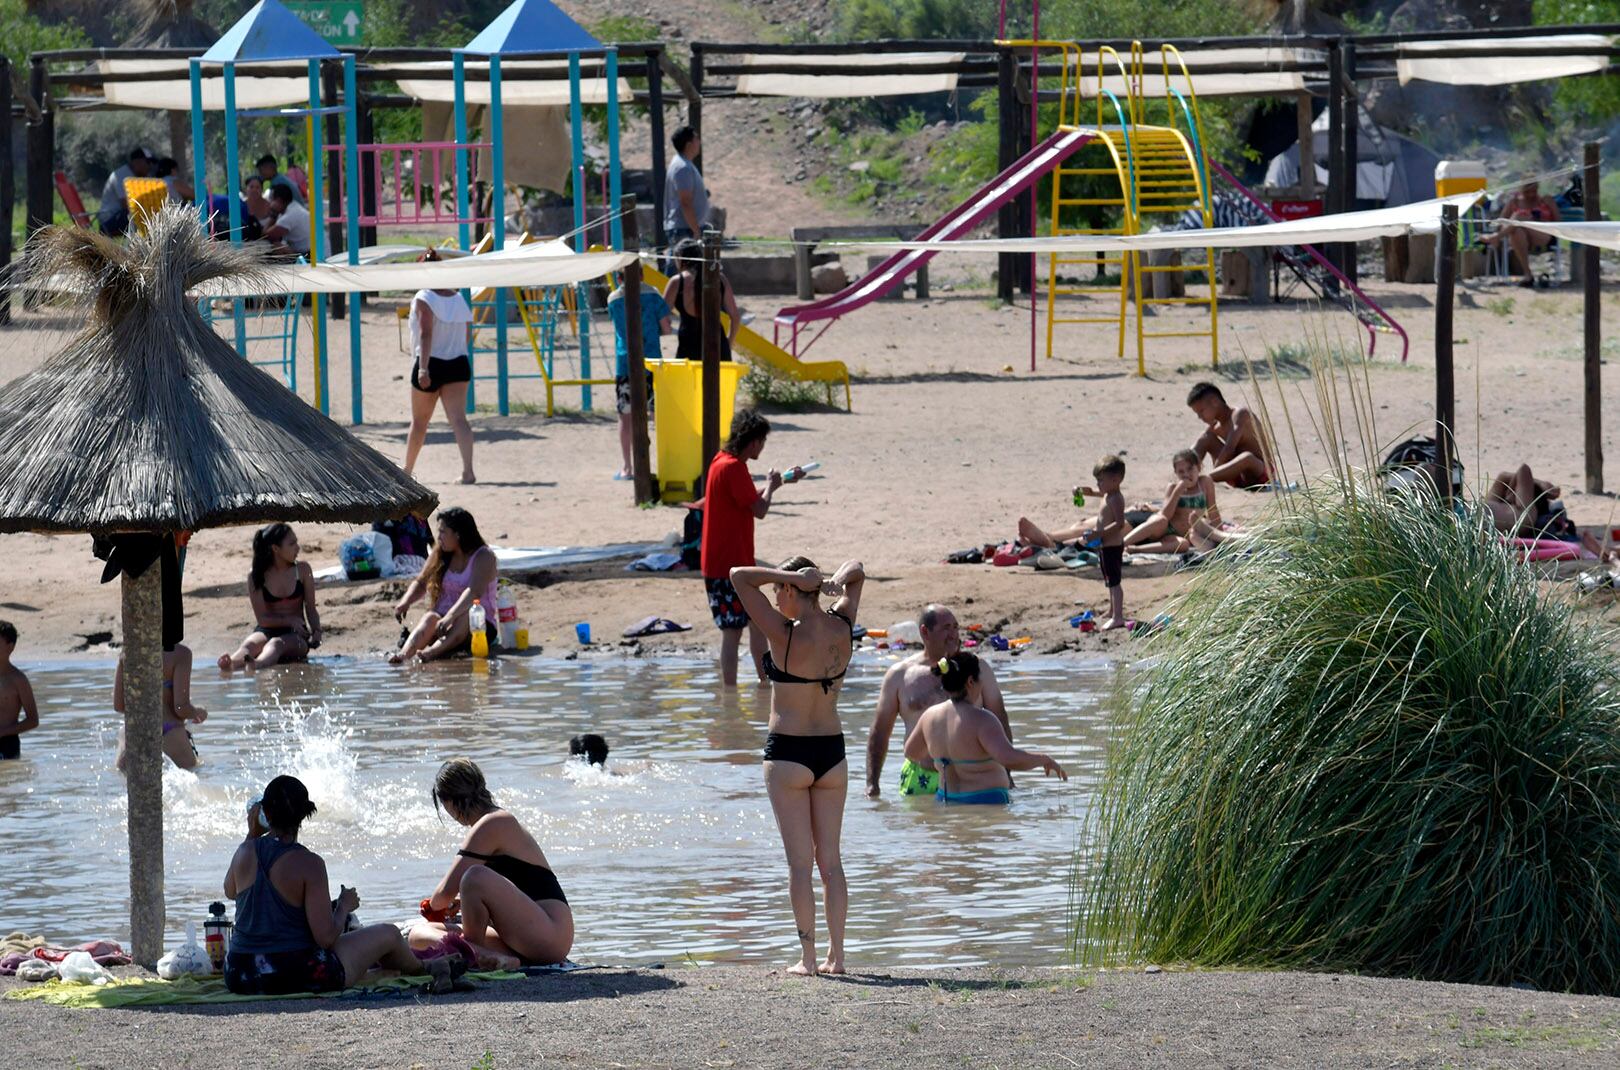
[1264,108,1441,208]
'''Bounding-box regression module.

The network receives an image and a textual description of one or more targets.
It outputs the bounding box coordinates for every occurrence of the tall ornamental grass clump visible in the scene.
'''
[1075,480,1620,993]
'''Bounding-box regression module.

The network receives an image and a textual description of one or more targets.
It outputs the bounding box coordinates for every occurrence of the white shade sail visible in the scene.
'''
[1397,34,1614,87]
[733,52,964,99]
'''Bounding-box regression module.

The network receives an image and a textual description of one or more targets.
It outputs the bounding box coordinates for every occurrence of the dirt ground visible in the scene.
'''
[3,963,1618,1069]
[2,264,1619,664]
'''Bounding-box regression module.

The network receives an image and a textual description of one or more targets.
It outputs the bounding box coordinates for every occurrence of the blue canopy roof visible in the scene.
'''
[461,0,602,56]
[202,0,340,64]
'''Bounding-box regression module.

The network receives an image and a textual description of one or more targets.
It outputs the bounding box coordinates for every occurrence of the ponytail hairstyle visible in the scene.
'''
[260,775,317,833]
[931,652,982,698]
[250,523,295,593]
[422,507,487,607]
[432,758,497,820]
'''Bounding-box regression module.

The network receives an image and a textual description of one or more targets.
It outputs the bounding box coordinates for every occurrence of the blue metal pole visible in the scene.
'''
[491,53,508,417]
[189,61,206,228]
[453,52,475,412]
[607,49,623,252]
[570,52,591,411]
[223,62,246,359]
[309,59,329,415]
[343,56,364,425]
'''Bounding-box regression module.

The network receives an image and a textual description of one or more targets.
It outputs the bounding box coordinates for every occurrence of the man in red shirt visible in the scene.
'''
[701,410,783,685]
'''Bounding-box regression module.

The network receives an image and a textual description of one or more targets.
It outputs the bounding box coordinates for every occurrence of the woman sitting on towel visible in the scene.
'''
[905,653,1066,805]
[390,507,499,664]
[218,523,320,671]
[224,775,459,995]
[410,758,573,969]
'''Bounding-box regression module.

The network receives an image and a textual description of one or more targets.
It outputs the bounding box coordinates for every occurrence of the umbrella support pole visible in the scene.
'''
[122,564,165,967]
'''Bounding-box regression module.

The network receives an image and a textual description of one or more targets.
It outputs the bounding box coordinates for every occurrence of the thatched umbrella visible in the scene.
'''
[121,0,221,172]
[0,204,437,964]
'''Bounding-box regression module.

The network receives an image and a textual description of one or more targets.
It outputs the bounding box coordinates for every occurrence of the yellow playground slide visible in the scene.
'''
[640,264,852,411]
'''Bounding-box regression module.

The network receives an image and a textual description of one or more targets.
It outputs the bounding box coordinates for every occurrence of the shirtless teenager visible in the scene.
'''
[1188,381,1273,489]
[0,621,39,760]
[866,604,1010,797]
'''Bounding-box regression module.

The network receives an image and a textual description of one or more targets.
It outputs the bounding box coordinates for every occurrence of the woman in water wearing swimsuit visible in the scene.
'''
[390,507,499,664]
[410,758,573,969]
[732,555,865,976]
[115,644,207,771]
[219,524,321,671]
[906,653,1066,805]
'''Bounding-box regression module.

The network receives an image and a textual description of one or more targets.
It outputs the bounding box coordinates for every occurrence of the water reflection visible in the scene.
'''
[0,654,1116,967]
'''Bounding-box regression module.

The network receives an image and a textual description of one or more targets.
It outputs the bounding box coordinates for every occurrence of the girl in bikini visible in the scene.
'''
[904,653,1066,805]
[410,758,572,969]
[732,556,865,976]
[219,524,321,671]
[1124,449,1225,555]
[390,507,499,664]
[114,643,207,771]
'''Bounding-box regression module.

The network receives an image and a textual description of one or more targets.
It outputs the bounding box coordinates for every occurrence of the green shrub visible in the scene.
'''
[740,363,827,411]
[1076,478,1620,993]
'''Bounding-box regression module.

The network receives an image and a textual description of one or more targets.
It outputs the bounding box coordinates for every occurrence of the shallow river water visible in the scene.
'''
[0,654,1119,968]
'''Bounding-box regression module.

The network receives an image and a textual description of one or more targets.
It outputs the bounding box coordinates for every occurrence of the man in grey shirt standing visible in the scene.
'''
[664,126,709,270]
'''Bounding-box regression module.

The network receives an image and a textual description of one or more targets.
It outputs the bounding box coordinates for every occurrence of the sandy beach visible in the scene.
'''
[0,265,1616,664]
[4,963,1619,1068]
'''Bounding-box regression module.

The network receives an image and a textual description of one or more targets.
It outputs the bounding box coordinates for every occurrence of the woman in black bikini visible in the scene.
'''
[409,758,573,969]
[661,236,741,362]
[219,523,321,671]
[731,555,865,976]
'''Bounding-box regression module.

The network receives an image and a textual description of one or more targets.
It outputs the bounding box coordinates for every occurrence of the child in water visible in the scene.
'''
[0,621,40,760]
[568,733,609,767]
[115,644,208,771]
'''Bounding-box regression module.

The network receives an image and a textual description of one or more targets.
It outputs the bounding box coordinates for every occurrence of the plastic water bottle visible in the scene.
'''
[888,620,921,644]
[204,902,231,973]
[495,582,519,647]
[782,461,821,484]
[468,599,489,658]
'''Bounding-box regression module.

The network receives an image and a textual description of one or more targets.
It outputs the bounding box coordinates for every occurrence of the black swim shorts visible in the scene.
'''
[225,947,346,996]
[1099,545,1124,589]
[705,576,749,631]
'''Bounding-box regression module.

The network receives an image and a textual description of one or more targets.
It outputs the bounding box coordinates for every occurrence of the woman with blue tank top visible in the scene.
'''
[904,653,1067,805]
[223,775,465,995]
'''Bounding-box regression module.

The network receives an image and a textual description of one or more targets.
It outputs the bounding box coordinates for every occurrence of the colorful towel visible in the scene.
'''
[4,969,526,1009]
[1511,537,1595,562]
[0,938,128,976]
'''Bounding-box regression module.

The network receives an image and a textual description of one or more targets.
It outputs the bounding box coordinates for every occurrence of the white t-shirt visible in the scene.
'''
[409,289,474,358]
[99,165,133,223]
[272,200,311,253]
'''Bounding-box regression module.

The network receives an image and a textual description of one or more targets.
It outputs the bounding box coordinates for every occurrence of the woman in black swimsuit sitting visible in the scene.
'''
[218,523,321,671]
[731,555,865,976]
[409,758,573,970]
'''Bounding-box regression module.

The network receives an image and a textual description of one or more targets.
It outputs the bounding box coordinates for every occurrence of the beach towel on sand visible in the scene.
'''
[4,970,525,1009]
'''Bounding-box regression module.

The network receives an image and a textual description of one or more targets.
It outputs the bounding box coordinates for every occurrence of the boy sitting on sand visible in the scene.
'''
[1188,381,1273,489]
[0,621,40,760]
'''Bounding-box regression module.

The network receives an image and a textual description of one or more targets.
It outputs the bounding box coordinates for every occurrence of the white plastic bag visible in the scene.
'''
[15,958,57,982]
[156,922,211,980]
[358,530,393,577]
[57,950,113,985]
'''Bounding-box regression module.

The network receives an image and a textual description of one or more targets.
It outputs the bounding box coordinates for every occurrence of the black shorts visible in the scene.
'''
[615,372,655,415]
[705,576,749,631]
[411,355,472,393]
[0,734,18,760]
[225,947,346,996]
[1100,545,1124,589]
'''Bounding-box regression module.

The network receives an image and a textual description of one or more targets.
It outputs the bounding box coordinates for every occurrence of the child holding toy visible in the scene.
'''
[1078,455,1129,630]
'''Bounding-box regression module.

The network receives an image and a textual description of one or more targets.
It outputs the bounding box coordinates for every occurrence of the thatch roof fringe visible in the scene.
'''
[0,204,438,534]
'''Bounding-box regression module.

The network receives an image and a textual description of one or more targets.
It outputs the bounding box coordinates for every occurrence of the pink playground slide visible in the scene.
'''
[774,128,1095,357]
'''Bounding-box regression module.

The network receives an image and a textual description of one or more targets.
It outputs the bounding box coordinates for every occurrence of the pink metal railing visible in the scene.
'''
[324,141,495,228]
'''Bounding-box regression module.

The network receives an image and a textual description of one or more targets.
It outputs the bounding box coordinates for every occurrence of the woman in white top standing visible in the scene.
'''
[404,249,477,484]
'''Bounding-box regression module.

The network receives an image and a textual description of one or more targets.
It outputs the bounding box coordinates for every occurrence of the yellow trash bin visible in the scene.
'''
[124,178,170,234]
[648,359,746,502]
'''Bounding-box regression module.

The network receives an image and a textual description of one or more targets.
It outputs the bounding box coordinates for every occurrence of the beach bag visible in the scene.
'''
[1380,436,1463,498]
[156,923,211,980]
[338,533,382,581]
[375,515,434,559]
[681,508,703,571]
[1533,501,1580,543]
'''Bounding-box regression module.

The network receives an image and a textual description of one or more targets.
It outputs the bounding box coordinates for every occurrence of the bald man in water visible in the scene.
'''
[866,604,1011,797]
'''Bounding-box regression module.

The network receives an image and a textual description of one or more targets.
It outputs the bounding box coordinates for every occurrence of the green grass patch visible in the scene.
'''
[1075,472,1620,994]
[740,362,827,411]
[1485,296,1516,317]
